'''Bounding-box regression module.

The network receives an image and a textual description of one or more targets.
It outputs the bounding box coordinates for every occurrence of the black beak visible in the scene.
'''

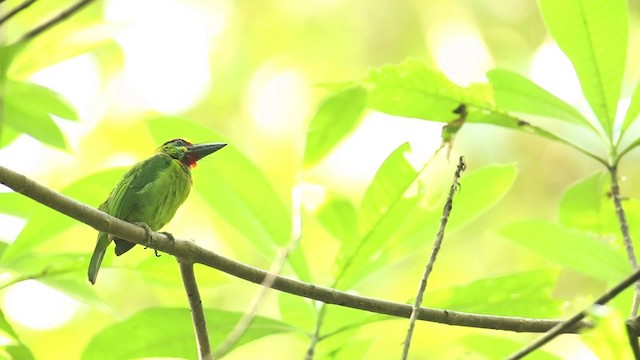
[186,143,226,161]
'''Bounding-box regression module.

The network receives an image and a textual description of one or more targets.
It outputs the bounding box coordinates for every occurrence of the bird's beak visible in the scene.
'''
[186,143,227,161]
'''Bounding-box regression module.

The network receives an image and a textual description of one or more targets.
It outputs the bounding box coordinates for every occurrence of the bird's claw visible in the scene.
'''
[135,222,159,256]
[159,232,176,246]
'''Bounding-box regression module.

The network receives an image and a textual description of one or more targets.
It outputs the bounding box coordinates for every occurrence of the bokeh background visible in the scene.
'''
[2,0,640,358]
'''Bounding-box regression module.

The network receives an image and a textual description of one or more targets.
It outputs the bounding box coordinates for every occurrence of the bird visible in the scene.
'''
[87,138,226,284]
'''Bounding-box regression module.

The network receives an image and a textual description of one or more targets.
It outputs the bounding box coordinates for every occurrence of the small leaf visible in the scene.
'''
[488,68,592,130]
[337,142,421,287]
[3,100,67,150]
[499,220,629,282]
[426,270,562,317]
[621,80,640,133]
[538,0,628,135]
[304,86,367,166]
[0,308,35,360]
[5,80,78,120]
[0,124,20,148]
[81,307,298,360]
[462,335,563,360]
[558,171,614,233]
[315,196,358,244]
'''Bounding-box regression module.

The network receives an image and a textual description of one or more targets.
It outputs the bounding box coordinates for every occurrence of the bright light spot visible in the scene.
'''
[0,135,53,176]
[529,41,583,105]
[248,66,310,134]
[298,182,327,213]
[0,330,14,346]
[431,23,493,86]
[323,112,442,183]
[3,280,78,330]
[105,0,229,114]
[0,214,26,243]
[104,153,138,168]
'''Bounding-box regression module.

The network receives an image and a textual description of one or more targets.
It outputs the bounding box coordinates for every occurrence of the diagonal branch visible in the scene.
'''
[401,156,466,359]
[0,0,38,27]
[17,0,95,43]
[0,164,592,334]
[507,266,640,360]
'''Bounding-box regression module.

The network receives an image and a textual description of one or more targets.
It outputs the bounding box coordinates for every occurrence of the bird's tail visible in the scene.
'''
[88,232,110,285]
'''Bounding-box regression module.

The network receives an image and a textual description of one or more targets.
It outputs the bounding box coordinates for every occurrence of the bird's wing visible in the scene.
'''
[104,153,172,221]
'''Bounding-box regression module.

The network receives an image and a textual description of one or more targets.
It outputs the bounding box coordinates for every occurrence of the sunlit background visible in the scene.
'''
[2,0,640,358]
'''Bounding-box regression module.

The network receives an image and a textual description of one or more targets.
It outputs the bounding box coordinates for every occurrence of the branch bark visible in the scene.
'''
[0,165,592,334]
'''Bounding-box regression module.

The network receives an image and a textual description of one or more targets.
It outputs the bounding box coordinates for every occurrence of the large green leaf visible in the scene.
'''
[0,308,35,360]
[304,86,367,166]
[488,68,593,130]
[4,80,78,120]
[81,307,298,360]
[363,58,493,122]
[499,220,629,282]
[146,117,310,281]
[426,270,562,317]
[0,168,126,265]
[0,192,36,219]
[558,170,613,233]
[336,142,421,287]
[347,163,517,287]
[0,125,19,148]
[538,0,628,135]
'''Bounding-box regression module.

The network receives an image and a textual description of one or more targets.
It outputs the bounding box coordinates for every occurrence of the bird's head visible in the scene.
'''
[159,138,226,168]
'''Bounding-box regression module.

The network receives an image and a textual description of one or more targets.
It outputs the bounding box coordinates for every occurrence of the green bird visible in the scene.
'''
[88,138,226,284]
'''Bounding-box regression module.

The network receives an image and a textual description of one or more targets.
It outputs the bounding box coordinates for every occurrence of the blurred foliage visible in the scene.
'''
[0,0,640,359]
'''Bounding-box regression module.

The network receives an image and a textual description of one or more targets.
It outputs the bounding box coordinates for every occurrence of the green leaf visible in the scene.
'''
[304,86,367,166]
[146,117,311,281]
[0,168,127,265]
[0,308,35,360]
[426,270,562,317]
[499,220,629,282]
[11,23,122,78]
[364,58,493,122]
[3,100,67,150]
[621,80,640,134]
[462,335,562,360]
[315,196,358,243]
[348,163,518,287]
[5,81,78,121]
[558,171,613,233]
[0,192,34,219]
[538,0,628,135]
[278,293,315,331]
[582,310,633,360]
[335,143,423,287]
[82,307,298,360]
[0,125,20,148]
[488,68,592,130]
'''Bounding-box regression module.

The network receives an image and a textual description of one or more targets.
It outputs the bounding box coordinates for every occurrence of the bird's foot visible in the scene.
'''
[135,222,159,257]
[159,232,176,247]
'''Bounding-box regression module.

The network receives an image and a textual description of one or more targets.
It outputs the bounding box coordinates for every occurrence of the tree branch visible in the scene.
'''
[0,165,592,334]
[179,261,211,360]
[507,266,640,359]
[17,0,95,43]
[0,0,38,27]
[402,156,466,359]
[609,165,640,316]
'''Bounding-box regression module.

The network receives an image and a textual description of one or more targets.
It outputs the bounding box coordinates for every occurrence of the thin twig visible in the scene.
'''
[305,304,328,360]
[401,156,466,360]
[506,267,640,360]
[17,0,95,43]
[0,165,592,334]
[212,187,304,358]
[626,319,640,360]
[0,0,37,27]
[609,165,640,316]
[179,261,212,360]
